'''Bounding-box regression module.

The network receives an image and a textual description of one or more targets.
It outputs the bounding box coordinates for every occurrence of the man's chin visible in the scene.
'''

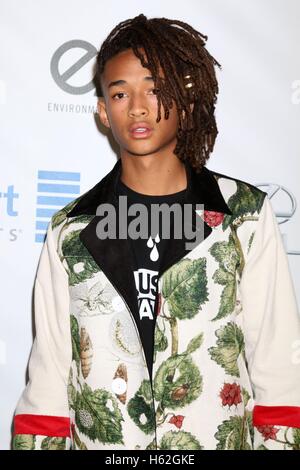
[123,146,160,157]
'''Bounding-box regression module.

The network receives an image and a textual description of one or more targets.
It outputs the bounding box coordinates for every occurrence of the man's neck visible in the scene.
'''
[119,153,187,196]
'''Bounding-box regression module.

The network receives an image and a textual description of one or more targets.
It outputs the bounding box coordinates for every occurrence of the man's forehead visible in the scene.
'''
[101,47,166,82]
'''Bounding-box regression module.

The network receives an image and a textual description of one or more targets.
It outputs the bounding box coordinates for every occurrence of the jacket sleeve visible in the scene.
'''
[12,222,72,450]
[240,195,300,450]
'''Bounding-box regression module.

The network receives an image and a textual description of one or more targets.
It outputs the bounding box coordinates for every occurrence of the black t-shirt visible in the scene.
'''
[116,178,186,376]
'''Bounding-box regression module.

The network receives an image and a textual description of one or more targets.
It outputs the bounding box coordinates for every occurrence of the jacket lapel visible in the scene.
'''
[79,214,140,322]
[66,158,232,326]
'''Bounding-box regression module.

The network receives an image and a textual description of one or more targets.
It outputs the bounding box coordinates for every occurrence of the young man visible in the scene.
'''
[13,14,300,450]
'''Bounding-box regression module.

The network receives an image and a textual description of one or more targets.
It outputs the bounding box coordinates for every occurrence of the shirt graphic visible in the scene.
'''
[134,234,160,320]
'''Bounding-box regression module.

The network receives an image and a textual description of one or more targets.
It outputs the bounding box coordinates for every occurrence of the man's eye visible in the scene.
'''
[112,89,159,99]
[112,92,126,100]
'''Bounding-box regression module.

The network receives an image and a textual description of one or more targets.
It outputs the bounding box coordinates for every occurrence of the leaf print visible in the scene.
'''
[51,198,80,229]
[113,363,128,404]
[215,416,252,450]
[247,231,255,254]
[208,322,245,377]
[218,282,237,320]
[71,424,88,450]
[75,383,124,444]
[146,438,157,450]
[256,444,269,450]
[71,315,80,374]
[246,409,254,445]
[292,428,300,448]
[153,323,168,363]
[209,234,240,321]
[67,367,77,410]
[162,258,208,320]
[222,181,265,231]
[241,388,251,408]
[80,327,93,379]
[138,379,153,403]
[154,355,202,409]
[62,230,99,286]
[186,333,204,355]
[41,437,67,450]
[159,430,203,450]
[127,380,156,435]
[12,434,36,450]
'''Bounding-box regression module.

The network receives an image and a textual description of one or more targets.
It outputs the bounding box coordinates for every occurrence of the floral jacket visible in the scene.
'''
[13,158,300,450]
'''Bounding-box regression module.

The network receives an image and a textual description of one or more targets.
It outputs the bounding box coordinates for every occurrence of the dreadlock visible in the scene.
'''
[96,13,221,173]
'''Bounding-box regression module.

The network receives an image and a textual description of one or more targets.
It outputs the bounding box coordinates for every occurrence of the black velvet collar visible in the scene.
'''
[66,158,232,217]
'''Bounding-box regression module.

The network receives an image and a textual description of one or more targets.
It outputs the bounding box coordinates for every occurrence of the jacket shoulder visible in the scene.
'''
[49,195,94,262]
[210,169,267,218]
[50,195,85,231]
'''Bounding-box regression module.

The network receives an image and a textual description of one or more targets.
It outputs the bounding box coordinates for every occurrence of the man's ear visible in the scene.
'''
[97,98,110,129]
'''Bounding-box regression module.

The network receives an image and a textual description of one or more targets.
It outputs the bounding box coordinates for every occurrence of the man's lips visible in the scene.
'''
[129,122,153,138]
[129,121,153,132]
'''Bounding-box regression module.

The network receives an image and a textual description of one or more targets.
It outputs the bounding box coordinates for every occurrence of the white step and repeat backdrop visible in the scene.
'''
[1,0,299,450]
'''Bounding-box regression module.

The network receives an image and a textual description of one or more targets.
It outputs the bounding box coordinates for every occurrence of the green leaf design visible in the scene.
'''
[68,367,77,410]
[247,232,255,254]
[154,355,202,409]
[246,409,254,445]
[127,396,156,435]
[222,182,265,231]
[162,258,208,320]
[186,333,204,355]
[127,380,155,435]
[62,230,99,286]
[241,388,251,407]
[75,383,124,444]
[41,437,67,450]
[153,324,168,362]
[209,234,240,321]
[217,281,236,320]
[146,438,157,450]
[138,379,154,403]
[51,198,80,229]
[12,434,36,450]
[71,315,80,375]
[210,234,240,274]
[160,430,202,450]
[209,322,245,377]
[292,428,300,448]
[72,426,88,450]
[256,444,269,450]
[215,416,251,450]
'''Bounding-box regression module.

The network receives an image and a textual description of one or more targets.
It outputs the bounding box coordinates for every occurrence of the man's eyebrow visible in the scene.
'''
[107,76,154,89]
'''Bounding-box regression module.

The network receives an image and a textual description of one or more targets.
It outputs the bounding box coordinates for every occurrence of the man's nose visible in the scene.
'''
[128,94,149,118]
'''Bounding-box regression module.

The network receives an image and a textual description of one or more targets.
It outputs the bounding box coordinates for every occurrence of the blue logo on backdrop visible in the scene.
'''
[0,185,21,241]
[0,185,19,216]
[35,171,81,243]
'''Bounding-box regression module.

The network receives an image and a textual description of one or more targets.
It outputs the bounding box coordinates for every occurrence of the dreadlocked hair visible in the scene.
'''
[96,13,221,173]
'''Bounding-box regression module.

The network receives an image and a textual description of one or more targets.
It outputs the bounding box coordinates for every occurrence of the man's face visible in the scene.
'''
[98,48,179,158]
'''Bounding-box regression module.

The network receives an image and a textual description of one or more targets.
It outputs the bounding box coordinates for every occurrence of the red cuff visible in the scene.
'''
[14,414,71,437]
[253,405,300,428]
